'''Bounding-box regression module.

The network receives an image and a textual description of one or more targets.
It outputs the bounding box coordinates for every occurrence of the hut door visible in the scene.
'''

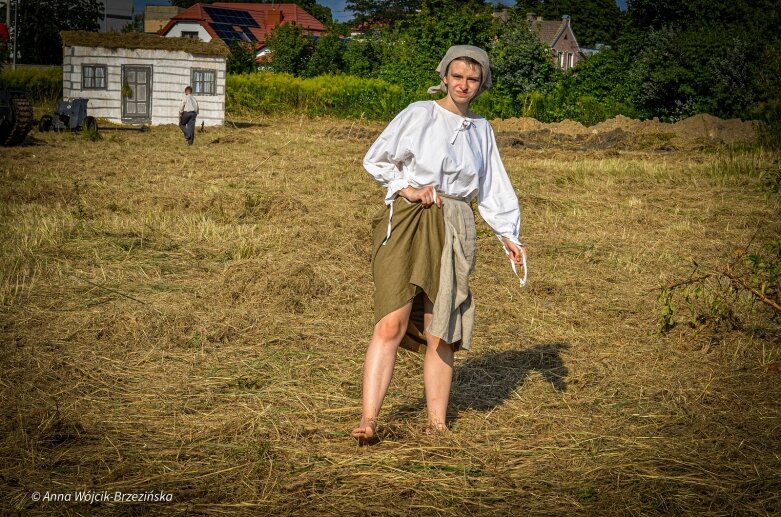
[121,65,152,122]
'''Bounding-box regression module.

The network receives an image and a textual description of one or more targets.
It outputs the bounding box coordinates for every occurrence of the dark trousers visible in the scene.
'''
[179,111,197,145]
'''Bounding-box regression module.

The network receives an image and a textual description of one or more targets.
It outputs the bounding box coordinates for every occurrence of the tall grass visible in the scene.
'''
[226,72,416,120]
[0,67,62,108]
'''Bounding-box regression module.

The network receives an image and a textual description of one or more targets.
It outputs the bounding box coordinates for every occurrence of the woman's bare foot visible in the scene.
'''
[423,422,447,436]
[351,419,377,445]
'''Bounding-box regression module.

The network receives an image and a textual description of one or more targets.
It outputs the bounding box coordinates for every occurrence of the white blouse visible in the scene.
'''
[364,100,522,248]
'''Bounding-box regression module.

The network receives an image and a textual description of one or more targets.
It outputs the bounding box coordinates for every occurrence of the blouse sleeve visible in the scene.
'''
[476,123,522,248]
[363,106,421,205]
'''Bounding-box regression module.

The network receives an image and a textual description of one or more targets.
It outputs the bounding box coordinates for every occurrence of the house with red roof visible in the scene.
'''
[160,3,325,63]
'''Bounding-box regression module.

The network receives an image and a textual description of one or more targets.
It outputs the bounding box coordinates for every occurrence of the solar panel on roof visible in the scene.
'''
[209,22,256,44]
[204,6,259,27]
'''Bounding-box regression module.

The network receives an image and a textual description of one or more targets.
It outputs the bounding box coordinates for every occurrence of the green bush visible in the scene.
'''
[0,67,62,106]
[226,72,415,120]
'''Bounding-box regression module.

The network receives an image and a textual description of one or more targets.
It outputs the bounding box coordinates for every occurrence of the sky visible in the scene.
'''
[134,0,628,23]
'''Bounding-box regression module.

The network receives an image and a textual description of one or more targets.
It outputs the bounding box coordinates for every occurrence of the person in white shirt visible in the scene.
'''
[352,45,527,444]
[178,86,199,146]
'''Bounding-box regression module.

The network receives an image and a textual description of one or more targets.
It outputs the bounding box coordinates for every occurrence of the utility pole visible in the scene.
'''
[12,0,17,70]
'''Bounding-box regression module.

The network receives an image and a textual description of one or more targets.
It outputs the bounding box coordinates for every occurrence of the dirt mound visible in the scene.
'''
[591,114,644,133]
[672,114,757,144]
[493,113,757,150]
[492,117,546,133]
[547,119,590,136]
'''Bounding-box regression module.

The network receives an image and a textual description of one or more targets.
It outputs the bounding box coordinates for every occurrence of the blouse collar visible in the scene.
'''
[433,102,476,144]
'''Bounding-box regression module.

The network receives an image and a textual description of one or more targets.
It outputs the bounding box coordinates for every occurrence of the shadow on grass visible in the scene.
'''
[225,120,269,129]
[390,342,570,421]
[19,134,48,146]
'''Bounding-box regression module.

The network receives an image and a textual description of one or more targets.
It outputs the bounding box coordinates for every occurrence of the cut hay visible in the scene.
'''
[0,115,779,515]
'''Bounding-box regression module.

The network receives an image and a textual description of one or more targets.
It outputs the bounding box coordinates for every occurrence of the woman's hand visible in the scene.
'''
[399,186,441,208]
[503,237,527,265]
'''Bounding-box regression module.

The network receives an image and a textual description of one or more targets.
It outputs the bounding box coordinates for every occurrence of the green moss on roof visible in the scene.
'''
[60,31,228,57]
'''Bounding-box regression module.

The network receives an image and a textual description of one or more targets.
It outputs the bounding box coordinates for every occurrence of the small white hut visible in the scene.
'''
[60,31,228,126]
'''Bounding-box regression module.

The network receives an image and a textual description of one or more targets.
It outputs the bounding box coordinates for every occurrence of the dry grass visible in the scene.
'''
[1,116,780,516]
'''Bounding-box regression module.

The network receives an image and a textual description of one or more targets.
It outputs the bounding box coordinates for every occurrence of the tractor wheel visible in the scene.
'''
[84,116,98,134]
[38,115,52,132]
[1,96,33,146]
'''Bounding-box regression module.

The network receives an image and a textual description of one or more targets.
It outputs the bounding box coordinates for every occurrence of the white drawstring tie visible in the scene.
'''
[505,245,528,288]
[450,119,472,145]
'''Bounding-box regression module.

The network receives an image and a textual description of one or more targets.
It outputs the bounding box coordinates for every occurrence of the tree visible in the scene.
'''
[513,0,624,47]
[169,0,333,25]
[16,0,103,65]
[303,30,345,77]
[626,0,779,33]
[344,34,381,77]
[227,42,257,74]
[121,14,144,33]
[346,0,422,27]
[489,11,562,117]
[265,23,313,75]
[369,0,494,93]
[619,0,780,120]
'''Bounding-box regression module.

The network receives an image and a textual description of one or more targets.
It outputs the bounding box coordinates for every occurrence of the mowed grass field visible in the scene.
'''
[1,115,780,516]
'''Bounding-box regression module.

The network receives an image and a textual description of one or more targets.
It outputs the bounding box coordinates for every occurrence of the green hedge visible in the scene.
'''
[226,72,416,120]
[0,67,62,105]
[0,66,648,126]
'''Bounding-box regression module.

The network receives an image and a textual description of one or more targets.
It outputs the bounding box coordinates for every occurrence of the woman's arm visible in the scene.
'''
[477,124,523,251]
[363,106,425,205]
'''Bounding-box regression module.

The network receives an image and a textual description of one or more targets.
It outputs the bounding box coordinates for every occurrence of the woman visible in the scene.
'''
[353,45,527,444]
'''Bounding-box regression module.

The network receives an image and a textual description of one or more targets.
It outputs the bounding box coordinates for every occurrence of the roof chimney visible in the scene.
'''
[266,10,282,26]
[526,12,538,22]
[562,14,570,25]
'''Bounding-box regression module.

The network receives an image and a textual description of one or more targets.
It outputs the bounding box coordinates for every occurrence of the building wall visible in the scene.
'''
[63,46,226,126]
[145,6,183,34]
[98,0,134,32]
[164,22,213,42]
[552,27,581,70]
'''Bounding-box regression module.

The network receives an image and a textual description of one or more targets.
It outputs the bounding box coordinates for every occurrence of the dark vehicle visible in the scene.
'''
[0,88,33,146]
[39,98,97,133]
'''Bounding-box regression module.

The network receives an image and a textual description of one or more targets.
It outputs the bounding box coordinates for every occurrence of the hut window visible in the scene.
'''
[83,65,107,90]
[192,68,216,95]
[182,31,199,40]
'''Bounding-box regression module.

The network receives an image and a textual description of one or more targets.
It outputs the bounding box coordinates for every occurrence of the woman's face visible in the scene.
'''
[443,60,481,105]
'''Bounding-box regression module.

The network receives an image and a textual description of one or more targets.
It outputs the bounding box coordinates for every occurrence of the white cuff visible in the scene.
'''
[499,233,523,248]
[385,179,409,205]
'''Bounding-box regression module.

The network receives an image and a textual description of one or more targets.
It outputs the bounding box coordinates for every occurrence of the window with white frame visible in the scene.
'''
[191,68,216,95]
[83,64,107,89]
[182,31,199,39]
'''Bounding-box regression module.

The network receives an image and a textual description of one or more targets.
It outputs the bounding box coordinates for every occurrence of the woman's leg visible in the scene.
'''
[353,301,413,442]
[422,296,454,432]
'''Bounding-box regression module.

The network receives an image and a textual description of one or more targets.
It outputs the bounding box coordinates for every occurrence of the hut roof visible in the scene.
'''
[60,31,228,57]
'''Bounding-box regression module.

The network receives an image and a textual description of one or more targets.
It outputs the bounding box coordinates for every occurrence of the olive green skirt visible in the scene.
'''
[371,197,445,352]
